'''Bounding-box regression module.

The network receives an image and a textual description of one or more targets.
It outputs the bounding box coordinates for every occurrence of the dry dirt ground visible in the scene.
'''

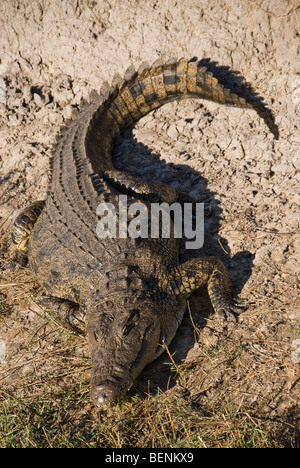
[0,0,299,447]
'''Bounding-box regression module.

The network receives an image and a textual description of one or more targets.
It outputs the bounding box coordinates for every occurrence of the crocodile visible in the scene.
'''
[12,58,277,405]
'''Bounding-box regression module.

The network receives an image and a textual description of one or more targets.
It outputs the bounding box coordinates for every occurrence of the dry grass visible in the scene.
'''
[0,379,284,448]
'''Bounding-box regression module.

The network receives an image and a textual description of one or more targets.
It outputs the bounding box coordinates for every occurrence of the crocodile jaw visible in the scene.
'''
[88,314,162,406]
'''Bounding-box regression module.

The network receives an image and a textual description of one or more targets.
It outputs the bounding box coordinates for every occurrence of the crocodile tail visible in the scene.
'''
[86,58,277,173]
[104,57,278,139]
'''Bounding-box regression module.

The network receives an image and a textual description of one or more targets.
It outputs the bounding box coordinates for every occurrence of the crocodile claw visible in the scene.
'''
[217,298,248,321]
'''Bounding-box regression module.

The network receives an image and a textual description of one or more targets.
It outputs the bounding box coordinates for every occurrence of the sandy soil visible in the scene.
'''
[0,0,299,445]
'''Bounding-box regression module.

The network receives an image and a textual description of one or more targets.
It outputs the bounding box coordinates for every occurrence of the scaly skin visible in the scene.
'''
[12,58,277,405]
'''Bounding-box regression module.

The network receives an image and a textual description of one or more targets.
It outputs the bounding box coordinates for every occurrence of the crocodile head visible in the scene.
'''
[86,295,185,406]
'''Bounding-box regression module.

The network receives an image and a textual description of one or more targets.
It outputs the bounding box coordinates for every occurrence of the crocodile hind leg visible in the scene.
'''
[102,169,179,203]
[11,201,86,332]
[102,169,196,204]
[11,201,45,266]
[169,257,245,320]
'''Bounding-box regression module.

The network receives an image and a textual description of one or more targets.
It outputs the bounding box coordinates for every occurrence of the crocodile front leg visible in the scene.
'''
[38,296,86,334]
[168,257,244,320]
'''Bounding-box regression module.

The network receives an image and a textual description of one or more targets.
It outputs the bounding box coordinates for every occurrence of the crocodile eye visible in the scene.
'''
[122,322,135,337]
[122,309,140,337]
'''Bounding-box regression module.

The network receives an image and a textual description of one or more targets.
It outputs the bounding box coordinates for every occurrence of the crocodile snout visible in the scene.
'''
[91,382,120,406]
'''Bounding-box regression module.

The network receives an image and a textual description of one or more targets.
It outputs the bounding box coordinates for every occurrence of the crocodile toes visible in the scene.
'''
[218,298,248,321]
